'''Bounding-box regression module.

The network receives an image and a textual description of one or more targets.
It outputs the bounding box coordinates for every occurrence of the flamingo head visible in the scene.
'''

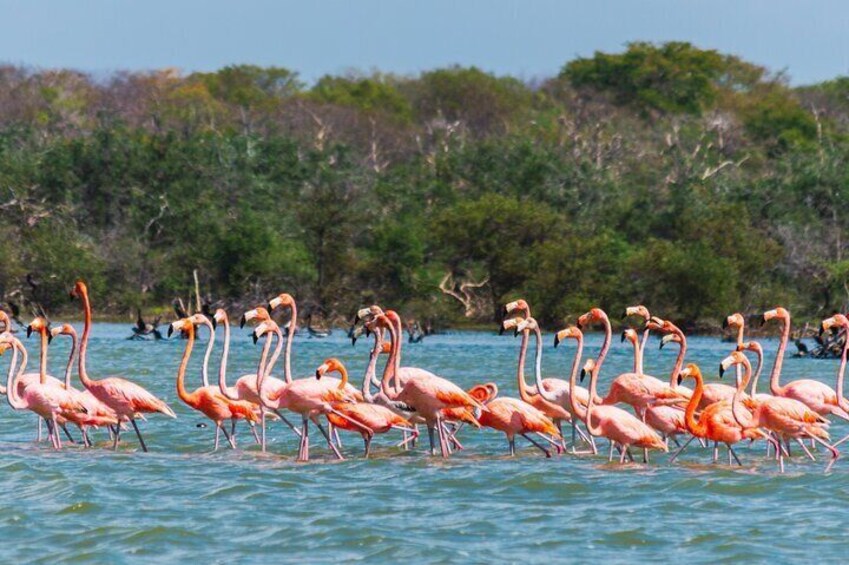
[355,304,383,323]
[554,326,582,348]
[0,310,10,330]
[315,358,343,380]
[500,316,523,336]
[737,340,762,355]
[503,299,530,319]
[240,306,270,329]
[623,305,650,322]
[27,317,51,343]
[251,320,277,344]
[213,308,228,329]
[677,363,702,386]
[761,307,789,326]
[0,341,9,356]
[822,314,849,333]
[659,333,682,350]
[516,317,539,335]
[723,312,745,330]
[267,293,295,313]
[719,350,747,378]
[69,279,87,300]
[188,313,211,332]
[645,316,666,332]
[579,358,596,383]
[50,323,76,340]
[168,317,194,339]
[620,328,638,345]
[577,308,606,329]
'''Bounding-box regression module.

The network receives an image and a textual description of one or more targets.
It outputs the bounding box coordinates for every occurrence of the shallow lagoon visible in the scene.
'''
[0,324,845,563]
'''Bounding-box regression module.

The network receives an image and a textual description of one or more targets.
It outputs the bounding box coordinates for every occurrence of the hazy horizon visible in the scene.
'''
[1,1,848,85]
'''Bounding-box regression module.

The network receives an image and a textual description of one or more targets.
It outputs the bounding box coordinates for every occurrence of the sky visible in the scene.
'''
[1,0,847,85]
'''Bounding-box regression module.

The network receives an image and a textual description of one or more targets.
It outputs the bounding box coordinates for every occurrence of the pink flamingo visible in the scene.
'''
[0,323,83,449]
[256,320,373,461]
[642,326,690,447]
[723,350,837,472]
[564,326,667,463]
[623,305,652,373]
[674,363,768,465]
[510,315,595,453]
[821,314,849,447]
[317,358,417,457]
[762,307,849,420]
[686,312,751,409]
[170,315,260,450]
[70,280,176,451]
[218,307,299,451]
[577,308,688,416]
[49,323,119,445]
[374,313,484,457]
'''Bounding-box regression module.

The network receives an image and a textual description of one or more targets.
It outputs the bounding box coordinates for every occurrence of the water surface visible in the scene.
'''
[0,324,845,563]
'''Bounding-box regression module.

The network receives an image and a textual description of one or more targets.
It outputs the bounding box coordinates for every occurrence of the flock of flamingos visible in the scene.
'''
[1,280,848,474]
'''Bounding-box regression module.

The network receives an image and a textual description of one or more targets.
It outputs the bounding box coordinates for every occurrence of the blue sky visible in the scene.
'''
[1,1,847,85]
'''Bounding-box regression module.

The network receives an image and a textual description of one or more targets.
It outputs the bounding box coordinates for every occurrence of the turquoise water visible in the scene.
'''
[1,323,846,563]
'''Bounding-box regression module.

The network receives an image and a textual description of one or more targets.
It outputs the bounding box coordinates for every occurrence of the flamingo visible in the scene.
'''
[685,312,751,409]
[723,350,837,472]
[577,308,688,417]
[169,315,259,450]
[373,313,484,457]
[49,323,119,445]
[218,307,299,451]
[762,308,849,421]
[256,320,373,461]
[0,323,83,449]
[501,317,574,443]
[70,280,176,452]
[561,326,667,463]
[821,314,849,447]
[510,315,595,453]
[674,363,768,465]
[316,358,416,457]
[623,305,652,373]
[474,379,562,458]
[642,328,690,447]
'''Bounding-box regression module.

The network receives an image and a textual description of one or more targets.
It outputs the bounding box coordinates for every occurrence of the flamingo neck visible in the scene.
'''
[732,357,754,428]
[200,322,215,388]
[256,331,274,406]
[631,338,642,375]
[7,340,28,409]
[638,326,649,373]
[567,337,586,422]
[380,320,400,399]
[362,329,382,401]
[176,325,195,405]
[584,361,603,436]
[768,316,790,396]
[284,303,296,383]
[63,333,77,389]
[837,326,849,401]
[335,365,348,389]
[516,329,533,404]
[684,374,707,437]
[596,314,612,375]
[78,288,94,389]
[750,347,764,395]
[669,334,686,388]
[736,325,745,346]
[217,315,236,400]
[264,327,283,381]
[39,331,48,385]
[391,313,403,394]
[532,325,557,402]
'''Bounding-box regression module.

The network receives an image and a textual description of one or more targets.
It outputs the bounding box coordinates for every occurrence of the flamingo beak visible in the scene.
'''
[580,368,586,383]
[659,340,665,350]
[47,332,53,344]
[252,331,259,345]
[758,314,766,327]
[721,318,729,329]
[719,364,726,378]
[620,331,626,343]
[553,334,561,348]
[167,324,175,338]
[26,325,32,338]
[315,369,322,379]
[210,317,217,330]
[239,314,247,329]
[621,310,628,320]
[677,374,683,386]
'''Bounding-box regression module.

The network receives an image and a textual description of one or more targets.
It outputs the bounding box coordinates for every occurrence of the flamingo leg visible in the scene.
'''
[221,422,236,449]
[833,432,849,448]
[112,423,122,450]
[608,441,615,462]
[427,424,437,455]
[249,422,261,445]
[669,435,696,462]
[44,419,56,449]
[436,416,451,458]
[794,438,816,461]
[81,427,91,448]
[521,433,552,458]
[130,419,148,452]
[312,417,345,460]
[443,424,464,451]
[712,441,719,462]
[393,426,419,448]
[671,436,682,448]
[37,417,43,442]
[728,445,742,466]
[363,434,372,458]
[296,416,310,462]
[619,445,627,464]
[61,425,76,444]
[52,415,63,449]
[214,425,220,451]
[508,436,515,456]
[332,424,343,449]
[260,407,267,453]
[230,419,237,444]
[807,435,840,472]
